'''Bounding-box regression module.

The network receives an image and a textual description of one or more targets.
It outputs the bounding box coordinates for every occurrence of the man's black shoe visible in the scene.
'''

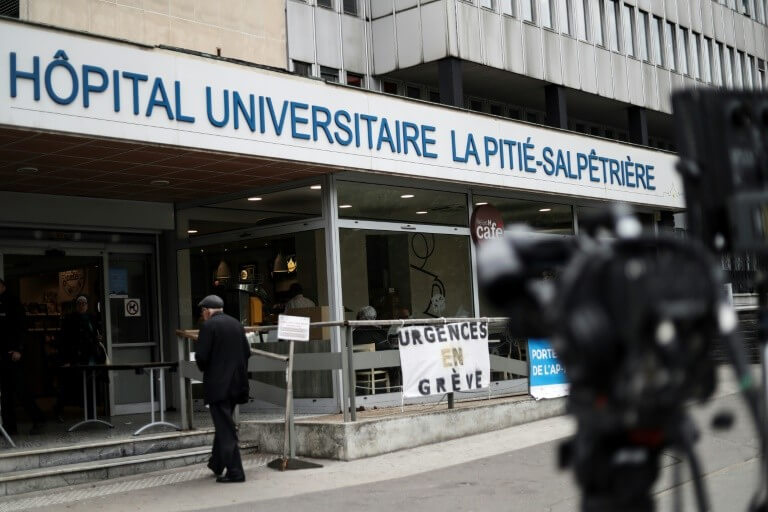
[216,474,246,483]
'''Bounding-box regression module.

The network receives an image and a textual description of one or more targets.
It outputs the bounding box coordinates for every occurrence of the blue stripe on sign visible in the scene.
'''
[528,338,568,387]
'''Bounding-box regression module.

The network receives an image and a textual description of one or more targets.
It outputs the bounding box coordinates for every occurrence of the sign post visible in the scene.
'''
[267,315,321,471]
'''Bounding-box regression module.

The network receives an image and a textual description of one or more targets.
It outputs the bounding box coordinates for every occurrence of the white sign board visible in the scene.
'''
[277,315,310,342]
[397,322,491,398]
[0,20,682,209]
[124,298,141,317]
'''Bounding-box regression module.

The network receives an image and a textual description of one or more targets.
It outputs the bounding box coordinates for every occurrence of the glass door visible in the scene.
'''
[107,252,159,415]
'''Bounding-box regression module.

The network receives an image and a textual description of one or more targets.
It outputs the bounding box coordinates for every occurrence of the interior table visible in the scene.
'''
[62,362,180,435]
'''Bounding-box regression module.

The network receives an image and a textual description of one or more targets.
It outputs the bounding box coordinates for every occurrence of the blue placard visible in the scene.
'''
[109,268,128,296]
[528,338,567,387]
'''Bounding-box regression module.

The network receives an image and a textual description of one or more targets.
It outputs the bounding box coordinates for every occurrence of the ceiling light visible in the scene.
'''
[400,194,415,199]
[416,211,428,215]
[16,167,39,175]
[187,229,198,234]
[475,202,488,206]
[311,185,322,190]
[339,204,352,209]
[248,197,262,201]
[150,179,170,186]
[539,208,552,212]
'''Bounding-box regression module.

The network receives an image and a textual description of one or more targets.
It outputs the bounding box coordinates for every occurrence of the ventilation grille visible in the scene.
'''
[0,0,19,18]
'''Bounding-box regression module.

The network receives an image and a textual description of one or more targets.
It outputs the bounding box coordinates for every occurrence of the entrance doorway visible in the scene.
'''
[2,253,106,424]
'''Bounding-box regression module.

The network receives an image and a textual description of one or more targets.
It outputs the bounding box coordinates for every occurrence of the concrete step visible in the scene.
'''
[0,441,259,497]
[0,429,215,474]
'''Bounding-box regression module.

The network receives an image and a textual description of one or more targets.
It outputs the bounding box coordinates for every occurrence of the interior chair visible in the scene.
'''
[353,343,390,395]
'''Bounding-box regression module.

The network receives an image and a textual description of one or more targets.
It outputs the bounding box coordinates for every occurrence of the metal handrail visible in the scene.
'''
[176,317,521,428]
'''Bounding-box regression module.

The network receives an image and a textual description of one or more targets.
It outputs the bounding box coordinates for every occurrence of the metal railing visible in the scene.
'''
[175,317,522,428]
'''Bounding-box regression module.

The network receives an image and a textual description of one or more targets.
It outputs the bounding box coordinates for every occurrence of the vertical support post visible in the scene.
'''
[341,323,351,423]
[545,84,569,129]
[346,325,358,421]
[448,392,454,409]
[177,335,190,430]
[159,368,166,423]
[439,57,464,107]
[149,368,156,424]
[82,371,88,421]
[283,340,296,459]
[628,106,649,146]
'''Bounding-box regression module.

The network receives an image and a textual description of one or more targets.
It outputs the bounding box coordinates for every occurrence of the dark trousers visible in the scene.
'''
[1,362,43,433]
[209,399,244,478]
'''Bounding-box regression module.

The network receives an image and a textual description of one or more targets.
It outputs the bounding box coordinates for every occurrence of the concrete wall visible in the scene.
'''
[19,0,288,69]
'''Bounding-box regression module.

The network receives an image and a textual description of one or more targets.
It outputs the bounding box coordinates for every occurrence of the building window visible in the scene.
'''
[757,0,766,22]
[522,0,536,22]
[343,0,358,15]
[542,0,554,28]
[605,0,620,51]
[470,98,484,112]
[621,4,635,57]
[734,50,744,87]
[758,59,765,88]
[526,112,540,123]
[651,16,664,66]
[429,90,441,103]
[508,108,521,119]
[490,104,504,116]
[702,37,713,83]
[317,0,333,8]
[713,42,724,86]
[637,10,650,61]
[320,66,339,82]
[575,0,589,40]
[724,46,734,87]
[500,0,515,16]
[406,85,421,99]
[558,0,573,35]
[347,72,363,87]
[690,32,701,79]
[382,81,398,94]
[664,22,677,71]
[594,0,605,46]
[746,55,755,88]
[293,60,312,77]
[677,28,689,75]
[480,0,495,9]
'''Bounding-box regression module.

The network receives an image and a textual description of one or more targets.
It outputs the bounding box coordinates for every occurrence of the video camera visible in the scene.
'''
[478,90,767,512]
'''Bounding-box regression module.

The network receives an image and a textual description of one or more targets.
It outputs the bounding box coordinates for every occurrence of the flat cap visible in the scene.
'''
[198,295,224,309]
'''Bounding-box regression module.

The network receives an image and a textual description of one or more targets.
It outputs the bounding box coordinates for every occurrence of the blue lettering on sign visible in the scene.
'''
[6,48,669,195]
[528,338,567,387]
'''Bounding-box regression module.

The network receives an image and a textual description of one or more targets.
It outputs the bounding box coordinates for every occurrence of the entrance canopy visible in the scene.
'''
[0,127,329,203]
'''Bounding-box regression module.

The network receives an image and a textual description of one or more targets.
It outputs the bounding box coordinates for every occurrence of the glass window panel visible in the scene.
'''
[522,0,535,21]
[182,184,323,237]
[724,46,734,87]
[606,0,620,51]
[690,32,701,79]
[677,28,689,75]
[317,0,333,8]
[622,4,635,56]
[343,0,357,15]
[188,229,332,397]
[501,0,515,15]
[473,196,574,235]
[480,0,495,8]
[542,0,554,28]
[665,22,677,71]
[702,37,713,83]
[758,0,766,22]
[339,229,474,323]
[337,182,468,226]
[637,11,650,61]
[714,43,724,86]
[759,59,766,88]
[594,0,605,45]
[652,16,664,66]
[320,66,339,82]
[747,55,755,88]
[575,0,589,39]
[734,50,744,87]
[558,0,572,34]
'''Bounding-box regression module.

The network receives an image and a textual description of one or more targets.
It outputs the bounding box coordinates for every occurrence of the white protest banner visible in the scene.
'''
[398,322,490,398]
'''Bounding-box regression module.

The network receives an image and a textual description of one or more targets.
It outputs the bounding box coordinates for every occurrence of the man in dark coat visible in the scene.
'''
[195,295,251,483]
[0,278,24,435]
